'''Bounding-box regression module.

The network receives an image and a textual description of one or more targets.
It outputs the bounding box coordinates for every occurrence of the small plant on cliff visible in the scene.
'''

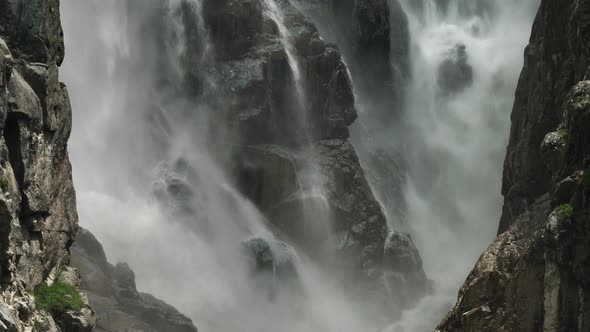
[555,204,574,221]
[558,128,569,139]
[0,176,8,192]
[33,320,48,332]
[35,281,84,316]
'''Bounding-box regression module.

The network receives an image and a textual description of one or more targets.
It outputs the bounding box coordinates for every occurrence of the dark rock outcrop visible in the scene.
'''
[300,0,409,126]
[0,1,93,330]
[70,228,199,332]
[498,0,589,234]
[203,0,357,144]
[438,1,590,330]
[382,231,432,311]
[437,44,474,94]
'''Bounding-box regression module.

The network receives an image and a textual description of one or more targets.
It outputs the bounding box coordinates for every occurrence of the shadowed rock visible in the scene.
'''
[71,228,199,332]
[438,3,590,327]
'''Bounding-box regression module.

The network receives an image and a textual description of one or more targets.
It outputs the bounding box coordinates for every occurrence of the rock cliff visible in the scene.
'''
[0,0,94,330]
[438,0,590,330]
[202,0,429,306]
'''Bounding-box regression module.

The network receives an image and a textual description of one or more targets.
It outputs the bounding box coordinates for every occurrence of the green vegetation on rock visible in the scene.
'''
[0,176,8,192]
[33,320,48,332]
[558,128,569,139]
[555,204,574,221]
[35,281,84,316]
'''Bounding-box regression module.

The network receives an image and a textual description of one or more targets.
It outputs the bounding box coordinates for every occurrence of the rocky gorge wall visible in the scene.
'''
[0,1,202,331]
[438,0,590,331]
[0,0,94,330]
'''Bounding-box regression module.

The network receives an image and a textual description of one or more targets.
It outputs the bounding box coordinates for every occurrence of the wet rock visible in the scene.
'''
[363,148,408,224]
[204,0,358,144]
[552,176,578,205]
[0,0,65,64]
[313,139,389,272]
[437,44,474,94]
[383,232,424,273]
[315,0,409,126]
[244,237,299,301]
[235,145,301,213]
[244,237,297,278]
[498,0,589,234]
[382,231,431,309]
[202,0,263,60]
[540,130,568,179]
[564,80,590,164]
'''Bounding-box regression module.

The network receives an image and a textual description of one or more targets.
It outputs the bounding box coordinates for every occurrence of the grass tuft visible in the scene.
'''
[35,281,84,316]
[33,320,47,332]
[555,204,574,221]
[558,128,569,139]
[0,176,8,192]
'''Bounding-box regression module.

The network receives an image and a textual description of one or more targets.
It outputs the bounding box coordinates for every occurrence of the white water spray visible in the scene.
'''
[60,0,540,331]
[385,1,540,330]
[61,1,379,331]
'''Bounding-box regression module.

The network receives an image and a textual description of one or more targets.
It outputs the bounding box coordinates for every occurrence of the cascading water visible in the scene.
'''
[61,1,377,331]
[61,0,540,331]
[385,1,540,330]
[297,0,539,330]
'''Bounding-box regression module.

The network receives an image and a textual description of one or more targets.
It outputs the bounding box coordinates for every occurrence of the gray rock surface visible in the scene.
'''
[498,0,590,234]
[299,0,409,127]
[70,228,199,332]
[0,1,93,330]
[204,0,429,309]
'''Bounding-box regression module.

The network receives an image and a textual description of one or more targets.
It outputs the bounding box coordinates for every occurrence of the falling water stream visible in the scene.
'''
[61,0,539,331]
[383,1,540,330]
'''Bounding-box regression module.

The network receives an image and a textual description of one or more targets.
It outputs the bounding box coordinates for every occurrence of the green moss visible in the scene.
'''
[33,320,48,332]
[555,204,574,221]
[0,176,8,192]
[558,128,569,139]
[583,170,590,189]
[35,281,84,316]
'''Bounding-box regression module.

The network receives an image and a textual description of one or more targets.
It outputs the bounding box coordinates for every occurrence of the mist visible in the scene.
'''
[60,0,539,331]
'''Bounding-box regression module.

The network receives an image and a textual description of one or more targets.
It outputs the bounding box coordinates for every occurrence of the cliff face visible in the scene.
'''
[438,0,590,331]
[0,0,94,330]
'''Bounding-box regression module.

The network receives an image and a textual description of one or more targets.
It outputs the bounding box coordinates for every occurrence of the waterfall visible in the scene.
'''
[61,1,374,331]
[262,0,306,108]
[60,0,540,331]
[385,1,540,330]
